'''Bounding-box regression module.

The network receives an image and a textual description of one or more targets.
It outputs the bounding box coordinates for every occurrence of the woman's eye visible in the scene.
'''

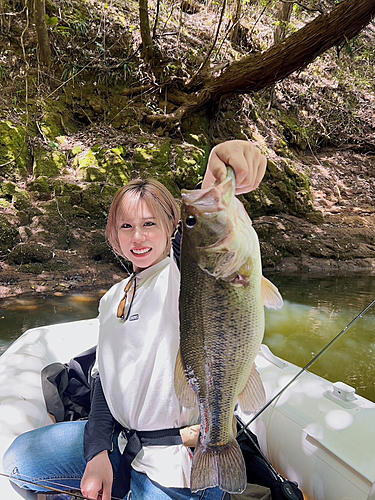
[121,223,131,229]
[144,221,156,227]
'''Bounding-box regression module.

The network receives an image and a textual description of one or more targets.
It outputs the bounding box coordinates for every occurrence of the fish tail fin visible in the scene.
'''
[191,440,246,494]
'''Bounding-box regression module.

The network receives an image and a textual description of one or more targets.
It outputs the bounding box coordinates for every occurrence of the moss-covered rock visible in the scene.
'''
[279,113,309,150]
[134,140,171,177]
[39,99,79,140]
[174,142,207,190]
[259,240,284,268]
[17,259,70,273]
[52,180,82,197]
[0,121,31,176]
[33,147,67,178]
[132,140,184,197]
[44,195,87,219]
[0,216,19,253]
[100,146,131,185]
[73,148,103,181]
[27,177,52,200]
[0,181,17,198]
[17,262,46,274]
[0,181,17,208]
[8,243,53,265]
[71,145,82,157]
[243,158,321,221]
[13,189,32,211]
[180,110,210,139]
[81,183,116,218]
[0,183,39,222]
[87,231,116,263]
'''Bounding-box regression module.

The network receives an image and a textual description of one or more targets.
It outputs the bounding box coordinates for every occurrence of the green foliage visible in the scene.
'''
[46,15,59,27]
[0,63,9,81]
[122,61,134,81]
[53,25,73,38]
[72,19,89,35]
[62,62,80,81]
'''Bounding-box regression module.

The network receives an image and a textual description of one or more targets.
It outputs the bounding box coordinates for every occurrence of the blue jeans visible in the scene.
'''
[3,421,225,500]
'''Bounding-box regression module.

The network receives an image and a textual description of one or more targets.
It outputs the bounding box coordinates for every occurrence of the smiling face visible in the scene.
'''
[117,196,170,272]
[106,178,180,272]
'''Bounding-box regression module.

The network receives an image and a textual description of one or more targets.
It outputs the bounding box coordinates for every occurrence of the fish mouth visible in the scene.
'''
[181,169,235,213]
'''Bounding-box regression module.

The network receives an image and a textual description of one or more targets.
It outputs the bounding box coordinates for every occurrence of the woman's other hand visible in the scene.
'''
[202,140,267,195]
[81,450,113,500]
[180,424,200,448]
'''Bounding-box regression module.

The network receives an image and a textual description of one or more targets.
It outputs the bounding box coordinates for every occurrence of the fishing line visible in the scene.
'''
[0,472,124,500]
[238,298,375,436]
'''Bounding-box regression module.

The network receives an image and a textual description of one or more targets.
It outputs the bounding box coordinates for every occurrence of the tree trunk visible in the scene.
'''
[197,0,375,105]
[139,0,156,61]
[274,1,293,44]
[34,0,51,67]
[230,0,242,45]
[270,1,294,107]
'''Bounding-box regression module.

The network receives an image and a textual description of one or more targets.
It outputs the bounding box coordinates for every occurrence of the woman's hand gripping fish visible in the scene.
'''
[175,168,283,494]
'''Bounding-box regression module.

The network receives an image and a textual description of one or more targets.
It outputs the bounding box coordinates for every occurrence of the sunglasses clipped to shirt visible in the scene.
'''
[117,272,138,322]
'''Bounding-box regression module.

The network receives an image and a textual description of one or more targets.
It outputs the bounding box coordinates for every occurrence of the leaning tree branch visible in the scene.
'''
[201,0,375,103]
[152,0,375,124]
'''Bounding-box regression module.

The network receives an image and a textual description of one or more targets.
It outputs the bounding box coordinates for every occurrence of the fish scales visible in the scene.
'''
[180,254,263,438]
[175,168,282,494]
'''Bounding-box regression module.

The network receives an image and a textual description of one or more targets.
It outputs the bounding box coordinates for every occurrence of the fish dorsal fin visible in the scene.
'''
[238,363,266,415]
[174,349,198,409]
[261,276,284,310]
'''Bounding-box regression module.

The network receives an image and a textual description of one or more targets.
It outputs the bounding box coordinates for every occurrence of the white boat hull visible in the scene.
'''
[0,319,99,499]
[243,345,375,500]
[0,319,374,500]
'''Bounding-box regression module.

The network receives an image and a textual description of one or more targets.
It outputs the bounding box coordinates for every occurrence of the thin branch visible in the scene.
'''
[282,0,325,14]
[152,0,161,37]
[249,0,274,38]
[186,0,227,89]
[160,0,178,33]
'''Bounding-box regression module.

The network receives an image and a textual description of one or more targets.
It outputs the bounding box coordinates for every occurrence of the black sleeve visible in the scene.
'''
[84,374,116,462]
[172,222,182,270]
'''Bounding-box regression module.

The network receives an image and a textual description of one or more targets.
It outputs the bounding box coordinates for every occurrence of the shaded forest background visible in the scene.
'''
[0,0,374,298]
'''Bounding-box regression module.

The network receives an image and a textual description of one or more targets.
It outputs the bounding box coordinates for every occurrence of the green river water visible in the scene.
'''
[0,273,374,402]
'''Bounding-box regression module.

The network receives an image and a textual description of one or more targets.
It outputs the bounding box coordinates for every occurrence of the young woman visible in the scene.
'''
[3,140,267,500]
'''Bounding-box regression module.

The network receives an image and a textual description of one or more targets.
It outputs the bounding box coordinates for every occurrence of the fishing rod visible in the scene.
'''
[237,298,375,437]
[0,472,123,500]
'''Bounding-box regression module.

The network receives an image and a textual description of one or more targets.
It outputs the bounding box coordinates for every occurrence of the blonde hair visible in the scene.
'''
[106,178,180,258]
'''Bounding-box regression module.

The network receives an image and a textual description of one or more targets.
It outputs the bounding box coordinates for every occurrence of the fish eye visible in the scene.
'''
[185,215,196,228]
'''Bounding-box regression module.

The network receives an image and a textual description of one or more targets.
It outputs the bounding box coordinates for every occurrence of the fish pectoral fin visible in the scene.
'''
[174,349,197,409]
[261,276,284,310]
[238,363,266,414]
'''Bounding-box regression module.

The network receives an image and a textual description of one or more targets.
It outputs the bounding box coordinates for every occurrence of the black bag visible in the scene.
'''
[41,346,97,422]
[237,424,304,500]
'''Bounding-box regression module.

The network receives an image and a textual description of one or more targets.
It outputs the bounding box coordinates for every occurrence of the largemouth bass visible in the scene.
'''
[175,167,283,494]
